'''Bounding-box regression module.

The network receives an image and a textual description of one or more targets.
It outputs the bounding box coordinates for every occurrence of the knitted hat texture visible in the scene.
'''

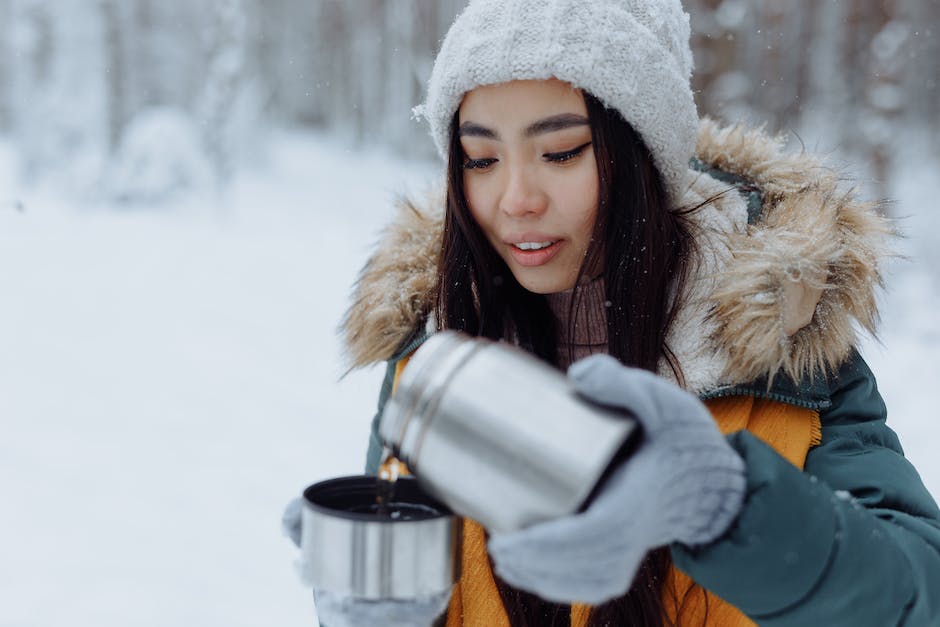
[417,0,699,206]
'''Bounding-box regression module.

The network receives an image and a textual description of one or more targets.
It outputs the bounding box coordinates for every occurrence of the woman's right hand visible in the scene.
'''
[281,496,303,547]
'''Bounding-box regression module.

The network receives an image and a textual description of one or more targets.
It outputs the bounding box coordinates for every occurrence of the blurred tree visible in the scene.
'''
[99,0,128,153]
[253,0,320,126]
[687,0,937,205]
[197,0,248,186]
[383,0,425,150]
[0,0,938,193]
[8,0,52,180]
[898,0,940,151]
[864,0,907,194]
[803,0,851,150]
[348,0,384,143]
[759,0,811,128]
[10,0,107,192]
[267,0,464,157]
[688,0,754,123]
[0,0,11,131]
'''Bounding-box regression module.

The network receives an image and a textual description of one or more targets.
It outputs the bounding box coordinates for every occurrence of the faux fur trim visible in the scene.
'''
[696,119,892,385]
[340,119,892,392]
[341,192,443,370]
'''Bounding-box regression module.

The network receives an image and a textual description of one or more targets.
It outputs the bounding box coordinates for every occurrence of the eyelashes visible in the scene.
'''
[545,141,592,163]
[464,157,498,170]
[462,141,593,170]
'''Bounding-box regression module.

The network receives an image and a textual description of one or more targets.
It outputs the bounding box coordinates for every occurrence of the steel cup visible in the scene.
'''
[300,475,461,601]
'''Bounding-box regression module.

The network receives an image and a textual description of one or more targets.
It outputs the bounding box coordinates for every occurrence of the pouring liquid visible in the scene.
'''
[377,457,404,514]
[354,457,440,520]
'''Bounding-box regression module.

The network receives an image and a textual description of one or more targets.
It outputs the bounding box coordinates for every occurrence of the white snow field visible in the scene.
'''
[0,133,937,627]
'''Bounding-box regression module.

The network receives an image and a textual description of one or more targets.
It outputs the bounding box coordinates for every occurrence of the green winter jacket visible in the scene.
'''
[363,338,940,625]
[342,120,940,624]
[674,351,940,625]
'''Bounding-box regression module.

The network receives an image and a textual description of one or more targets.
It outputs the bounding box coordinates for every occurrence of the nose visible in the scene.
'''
[499,164,548,218]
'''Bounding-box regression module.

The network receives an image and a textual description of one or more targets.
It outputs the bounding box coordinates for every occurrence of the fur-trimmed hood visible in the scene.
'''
[340,119,892,394]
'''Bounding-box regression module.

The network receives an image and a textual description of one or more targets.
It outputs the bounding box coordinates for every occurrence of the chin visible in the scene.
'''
[515,274,577,295]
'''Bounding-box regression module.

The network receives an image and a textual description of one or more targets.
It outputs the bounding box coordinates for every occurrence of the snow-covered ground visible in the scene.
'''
[0,132,438,627]
[0,131,937,627]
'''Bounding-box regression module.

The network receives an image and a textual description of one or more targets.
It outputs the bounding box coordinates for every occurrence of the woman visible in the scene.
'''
[323,0,940,625]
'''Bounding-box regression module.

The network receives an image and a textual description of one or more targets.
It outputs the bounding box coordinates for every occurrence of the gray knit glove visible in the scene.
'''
[282,496,303,547]
[314,589,452,627]
[487,354,746,605]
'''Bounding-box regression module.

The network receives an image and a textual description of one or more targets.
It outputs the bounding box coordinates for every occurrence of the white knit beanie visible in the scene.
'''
[417,0,699,207]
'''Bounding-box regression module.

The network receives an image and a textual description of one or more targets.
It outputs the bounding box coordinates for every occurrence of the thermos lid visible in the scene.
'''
[377,330,640,532]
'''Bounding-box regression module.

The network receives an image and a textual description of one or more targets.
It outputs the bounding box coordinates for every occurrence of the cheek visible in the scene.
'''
[558,167,599,236]
[581,178,599,229]
[464,178,497,234]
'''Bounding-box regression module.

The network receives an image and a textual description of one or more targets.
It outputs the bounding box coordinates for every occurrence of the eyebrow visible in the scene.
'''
[458,113,589,141]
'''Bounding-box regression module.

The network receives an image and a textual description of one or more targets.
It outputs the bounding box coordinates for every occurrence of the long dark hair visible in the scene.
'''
[436,91,701,626]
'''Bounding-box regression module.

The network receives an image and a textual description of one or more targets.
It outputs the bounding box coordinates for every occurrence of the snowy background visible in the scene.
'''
[1,2,939,626]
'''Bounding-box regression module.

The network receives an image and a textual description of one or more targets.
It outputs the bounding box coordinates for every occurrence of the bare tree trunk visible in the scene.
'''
[898,0,940,156]
[198,0,247,187]
[864,0,905,199]
[0,0,11,131]
[99,0,126,154]
[772,0,812,129]
[349,0,383,144]
[10,0,53,180]
[133,0,159,107]
[318,0,352,137]
[804,0,849,149]
[688,0,727,119]
[383,0,421,151]
[790,0,816,129]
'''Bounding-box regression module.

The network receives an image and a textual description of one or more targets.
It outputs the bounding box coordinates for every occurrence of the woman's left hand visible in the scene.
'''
[487,354,746,605]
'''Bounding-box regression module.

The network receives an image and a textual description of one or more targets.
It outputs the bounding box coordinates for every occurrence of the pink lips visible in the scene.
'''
[507,240,563,267]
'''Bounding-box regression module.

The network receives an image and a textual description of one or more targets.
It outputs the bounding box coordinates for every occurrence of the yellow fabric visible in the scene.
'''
[660,396,821,627]
[386,364,822,626]
[444,520,510,627]
[392,355,413,395]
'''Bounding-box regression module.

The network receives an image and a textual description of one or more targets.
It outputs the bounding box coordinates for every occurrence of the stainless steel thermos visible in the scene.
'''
[379,331,640,533]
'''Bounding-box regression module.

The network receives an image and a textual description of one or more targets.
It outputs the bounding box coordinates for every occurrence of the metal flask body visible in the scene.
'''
[379,331,640,533]
[300,475,461,600]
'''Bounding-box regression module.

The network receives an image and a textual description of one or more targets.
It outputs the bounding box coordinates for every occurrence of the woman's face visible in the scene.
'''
[458,79,599,294]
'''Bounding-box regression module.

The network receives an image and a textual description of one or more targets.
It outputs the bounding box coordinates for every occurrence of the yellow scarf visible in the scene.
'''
[390,360,823,626]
